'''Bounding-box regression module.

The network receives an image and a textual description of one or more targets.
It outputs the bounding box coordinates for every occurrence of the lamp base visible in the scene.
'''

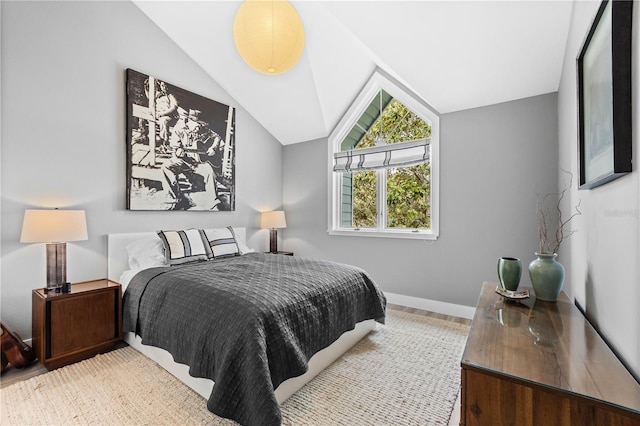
[46,242,67,291]
[269,229,278,253]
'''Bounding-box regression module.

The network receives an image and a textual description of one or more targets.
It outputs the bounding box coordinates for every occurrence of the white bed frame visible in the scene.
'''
[107,229,377,404]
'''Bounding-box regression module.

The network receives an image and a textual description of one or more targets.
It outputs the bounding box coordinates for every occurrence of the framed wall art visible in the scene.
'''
[577,0,633,190]
[126,69,236,210]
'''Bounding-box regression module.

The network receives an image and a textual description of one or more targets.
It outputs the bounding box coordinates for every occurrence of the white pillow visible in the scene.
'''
[125,237,168,269]
[203,227,255,255]
[230,226,255,254]
[157,229,211,265]
[203,227,240,259]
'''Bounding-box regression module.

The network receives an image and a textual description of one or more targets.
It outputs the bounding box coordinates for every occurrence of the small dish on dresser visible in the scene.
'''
[495,286,530,300]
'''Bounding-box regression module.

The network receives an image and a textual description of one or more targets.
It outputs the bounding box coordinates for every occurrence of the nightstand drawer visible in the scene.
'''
[49,290,117,358]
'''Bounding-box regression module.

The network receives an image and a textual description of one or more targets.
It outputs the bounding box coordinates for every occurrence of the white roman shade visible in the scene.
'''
[333,138,430,173]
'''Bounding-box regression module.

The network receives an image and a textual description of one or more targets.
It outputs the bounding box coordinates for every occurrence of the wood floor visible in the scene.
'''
[386,303,471,326]
[1,304,470,425]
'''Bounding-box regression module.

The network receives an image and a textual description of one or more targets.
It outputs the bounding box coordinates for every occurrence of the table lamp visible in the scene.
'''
[20,209,88,292]
[261,211,286,253]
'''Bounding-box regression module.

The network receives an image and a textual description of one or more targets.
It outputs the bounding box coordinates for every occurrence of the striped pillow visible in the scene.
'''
[157,229,212,265]
[203,227,240,259]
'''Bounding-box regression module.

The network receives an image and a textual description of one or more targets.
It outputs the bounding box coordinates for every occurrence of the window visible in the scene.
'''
[328,71,439,240]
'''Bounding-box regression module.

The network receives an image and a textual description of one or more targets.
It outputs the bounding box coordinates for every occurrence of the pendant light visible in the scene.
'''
[233,0,305,75]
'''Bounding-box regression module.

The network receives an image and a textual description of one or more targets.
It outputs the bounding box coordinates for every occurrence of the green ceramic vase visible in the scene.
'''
[528,253,564,302]
[497,257,522,291]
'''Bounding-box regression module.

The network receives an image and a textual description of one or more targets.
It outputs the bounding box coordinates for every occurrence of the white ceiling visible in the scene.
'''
[134,0,574,145]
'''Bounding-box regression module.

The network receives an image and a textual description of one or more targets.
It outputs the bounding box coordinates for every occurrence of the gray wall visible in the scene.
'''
[283,93,559,308]
[0,1,283,338]
[557,1,639,378]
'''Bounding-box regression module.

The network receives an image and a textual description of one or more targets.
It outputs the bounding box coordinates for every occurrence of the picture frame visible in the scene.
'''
[577,0,633,190]
[125,69,236,211]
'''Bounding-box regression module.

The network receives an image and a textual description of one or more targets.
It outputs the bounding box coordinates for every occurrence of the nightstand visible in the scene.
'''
[265,251,294,256]
[32,279,122,370]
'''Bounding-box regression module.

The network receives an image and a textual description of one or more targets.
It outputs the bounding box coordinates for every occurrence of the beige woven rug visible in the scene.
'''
[0,310,469,425]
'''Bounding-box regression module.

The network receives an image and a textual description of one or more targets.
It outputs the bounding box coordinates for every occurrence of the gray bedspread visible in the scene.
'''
[122,253,386,426]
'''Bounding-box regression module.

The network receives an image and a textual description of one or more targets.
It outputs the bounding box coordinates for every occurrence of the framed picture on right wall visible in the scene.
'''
[577,0,633,190]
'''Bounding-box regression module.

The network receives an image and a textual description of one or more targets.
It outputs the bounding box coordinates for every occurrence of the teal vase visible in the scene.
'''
[497,257,522,291]
[528,253,564,302]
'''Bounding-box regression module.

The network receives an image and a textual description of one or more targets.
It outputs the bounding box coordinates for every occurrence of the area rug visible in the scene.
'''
[0,310,469,425]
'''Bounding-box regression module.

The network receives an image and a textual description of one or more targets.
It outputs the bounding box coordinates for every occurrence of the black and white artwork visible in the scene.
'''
[126,69,236,210]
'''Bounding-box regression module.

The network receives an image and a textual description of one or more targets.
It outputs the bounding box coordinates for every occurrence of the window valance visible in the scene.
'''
[333,138,430,173]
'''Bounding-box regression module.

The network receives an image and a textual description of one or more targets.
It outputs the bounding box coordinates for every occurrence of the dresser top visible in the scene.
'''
[462,282,640,413]
[33,279,120,299]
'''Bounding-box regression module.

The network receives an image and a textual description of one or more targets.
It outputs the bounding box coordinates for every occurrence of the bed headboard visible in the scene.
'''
[107,227,248,282]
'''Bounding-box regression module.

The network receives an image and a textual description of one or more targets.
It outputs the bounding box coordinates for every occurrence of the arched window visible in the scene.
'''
[328,71,439,240]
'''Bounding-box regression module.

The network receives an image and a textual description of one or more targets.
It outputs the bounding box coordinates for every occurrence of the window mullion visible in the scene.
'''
[377,169,386,231]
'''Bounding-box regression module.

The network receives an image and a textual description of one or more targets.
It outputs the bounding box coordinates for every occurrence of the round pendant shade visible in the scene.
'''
[233,0,305,75]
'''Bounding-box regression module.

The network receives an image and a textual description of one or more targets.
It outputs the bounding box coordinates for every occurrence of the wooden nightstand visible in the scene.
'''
[265,251,294,256]
[32,279,122,370]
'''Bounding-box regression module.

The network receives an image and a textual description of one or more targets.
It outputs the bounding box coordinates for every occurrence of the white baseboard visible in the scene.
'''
[385,292,476,320]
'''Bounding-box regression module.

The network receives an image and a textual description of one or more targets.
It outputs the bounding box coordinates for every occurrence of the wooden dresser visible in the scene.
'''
[460,282,640,425]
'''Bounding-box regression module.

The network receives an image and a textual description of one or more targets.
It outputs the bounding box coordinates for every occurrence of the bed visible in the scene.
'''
[107,228,386,426]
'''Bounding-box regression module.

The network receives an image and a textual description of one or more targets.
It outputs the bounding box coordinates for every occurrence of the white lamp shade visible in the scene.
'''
[233,0,305,75]
[20,209,88,243]
[261,210,287,229]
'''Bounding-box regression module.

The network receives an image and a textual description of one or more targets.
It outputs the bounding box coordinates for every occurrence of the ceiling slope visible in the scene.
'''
[134,0,573,145]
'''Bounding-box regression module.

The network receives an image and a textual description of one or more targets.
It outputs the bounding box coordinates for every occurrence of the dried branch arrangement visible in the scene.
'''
[537,170,582,254]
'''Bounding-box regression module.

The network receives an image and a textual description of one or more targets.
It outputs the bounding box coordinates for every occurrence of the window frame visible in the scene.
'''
[327,70,440,240]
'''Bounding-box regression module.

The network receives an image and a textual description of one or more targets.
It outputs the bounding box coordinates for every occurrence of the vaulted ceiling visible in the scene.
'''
[134,1,574,145]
